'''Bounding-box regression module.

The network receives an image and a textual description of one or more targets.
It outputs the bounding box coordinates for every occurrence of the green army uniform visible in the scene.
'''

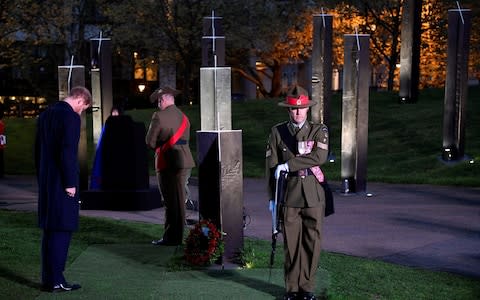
[146,95,195,245]
[266,120,329,295]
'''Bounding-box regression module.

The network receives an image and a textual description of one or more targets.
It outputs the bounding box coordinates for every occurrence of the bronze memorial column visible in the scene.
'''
[311,14,333,127]
[90,35,113,148]
[442,8,472,161]
[399,0,422,103]
[341,34,370,194]
[198,12,244,263]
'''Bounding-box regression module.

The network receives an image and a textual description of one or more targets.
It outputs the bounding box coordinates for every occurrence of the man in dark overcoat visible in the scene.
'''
[35,86,91,292]
[146,86,195,246]
[266,86,329,300]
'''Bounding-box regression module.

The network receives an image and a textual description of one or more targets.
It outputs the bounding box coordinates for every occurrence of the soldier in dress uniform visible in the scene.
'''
[266,86,329,300]
[146,86,195,246]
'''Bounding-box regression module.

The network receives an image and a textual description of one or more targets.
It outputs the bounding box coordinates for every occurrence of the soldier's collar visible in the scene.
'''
[289,120,307,130]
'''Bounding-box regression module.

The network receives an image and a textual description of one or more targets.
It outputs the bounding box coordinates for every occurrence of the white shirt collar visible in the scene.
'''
[291,120,306,129]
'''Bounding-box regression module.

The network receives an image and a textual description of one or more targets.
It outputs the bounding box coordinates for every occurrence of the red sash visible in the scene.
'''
[155,114,188,171]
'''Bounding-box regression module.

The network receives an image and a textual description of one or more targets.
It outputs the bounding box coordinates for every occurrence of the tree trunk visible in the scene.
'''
[270,60,283,97]
[387,43,399,91]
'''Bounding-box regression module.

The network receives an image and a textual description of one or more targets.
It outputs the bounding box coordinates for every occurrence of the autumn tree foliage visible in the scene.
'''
[221,0,318,98]
[420,0,479,87]
[284,0,478,91]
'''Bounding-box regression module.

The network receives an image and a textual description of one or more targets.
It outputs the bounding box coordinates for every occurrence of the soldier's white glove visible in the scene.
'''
[274,163,289,179]
[269,200,275,212]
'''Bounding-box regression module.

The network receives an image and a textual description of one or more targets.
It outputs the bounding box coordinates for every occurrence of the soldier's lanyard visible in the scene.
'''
[155,114,188,171]
[277,123,297,154]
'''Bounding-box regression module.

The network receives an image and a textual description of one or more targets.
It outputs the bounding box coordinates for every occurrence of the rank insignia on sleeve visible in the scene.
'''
[321,126,329,137]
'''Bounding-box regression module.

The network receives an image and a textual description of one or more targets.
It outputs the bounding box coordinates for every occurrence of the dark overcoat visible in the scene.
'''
[35,101,80,231]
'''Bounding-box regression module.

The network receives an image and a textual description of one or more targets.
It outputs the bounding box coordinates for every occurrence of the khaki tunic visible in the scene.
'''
[146,104,195,243]
[266,120,329,293]
[146,105,195,171]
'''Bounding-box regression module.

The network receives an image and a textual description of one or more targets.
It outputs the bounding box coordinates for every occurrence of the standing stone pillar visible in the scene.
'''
[197,130,243,260]
[442,9,471,161]
[90,37,113,147]
[311,14,333,126]
[399,0,422,103]
[311,14,334,161]
[200,12,230,131]
[200,68,231,131]
[341,34,370,194]
[57,65,87,191]
[91,70,101,145]
[198,12,243,262]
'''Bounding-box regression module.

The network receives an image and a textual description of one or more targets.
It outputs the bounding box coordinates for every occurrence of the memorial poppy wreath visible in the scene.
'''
[184,219,223,266]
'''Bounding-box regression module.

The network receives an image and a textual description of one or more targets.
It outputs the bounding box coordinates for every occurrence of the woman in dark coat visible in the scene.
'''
[35,86,91,292]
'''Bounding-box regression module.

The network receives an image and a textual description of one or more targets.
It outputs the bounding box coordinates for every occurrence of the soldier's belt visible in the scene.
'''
[289,169,314,178]
[157,139,187,146]
[174,139,187,145]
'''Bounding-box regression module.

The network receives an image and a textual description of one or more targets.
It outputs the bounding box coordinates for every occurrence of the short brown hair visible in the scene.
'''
[69,86,92,105]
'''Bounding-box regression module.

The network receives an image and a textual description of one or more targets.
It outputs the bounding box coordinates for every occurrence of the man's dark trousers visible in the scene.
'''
[41,230,72,286]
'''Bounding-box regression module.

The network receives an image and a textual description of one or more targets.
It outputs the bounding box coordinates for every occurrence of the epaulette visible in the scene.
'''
[273,120,289,128]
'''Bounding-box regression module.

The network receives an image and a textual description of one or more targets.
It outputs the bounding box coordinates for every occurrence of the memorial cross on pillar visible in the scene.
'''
[198,11,243,263]
[442,7,472,162]
[58,58,88,191]
[202,10,225,67]
[90,33,113,147]
[200,11,230,131]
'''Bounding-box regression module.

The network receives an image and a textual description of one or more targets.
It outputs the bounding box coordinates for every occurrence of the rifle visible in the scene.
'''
[269,170,288,282]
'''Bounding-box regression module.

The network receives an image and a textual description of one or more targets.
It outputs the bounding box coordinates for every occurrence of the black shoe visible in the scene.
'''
[51,282,81,292]
[151,238,180,246]
[300,292,316,300]
[284,292,298,300]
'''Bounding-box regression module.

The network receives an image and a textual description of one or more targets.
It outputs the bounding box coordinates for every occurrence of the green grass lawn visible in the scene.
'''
[1,210,478,299]
[3,87,479,186]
